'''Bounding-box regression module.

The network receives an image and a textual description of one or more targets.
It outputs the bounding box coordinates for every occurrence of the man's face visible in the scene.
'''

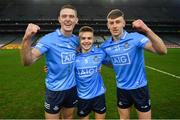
[79,32,94,52]
[58,8,78,34]
[107,16,125,38]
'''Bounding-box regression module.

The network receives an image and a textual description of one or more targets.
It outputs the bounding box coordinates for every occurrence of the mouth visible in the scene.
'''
[82,44,90,47]
[81,43,92,48]
[65,25,72,27]
[112,30,118,32]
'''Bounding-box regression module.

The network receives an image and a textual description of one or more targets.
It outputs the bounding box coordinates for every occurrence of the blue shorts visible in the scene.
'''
[45,86,78,114]
[77,94,106,117]
[117,86,151,112]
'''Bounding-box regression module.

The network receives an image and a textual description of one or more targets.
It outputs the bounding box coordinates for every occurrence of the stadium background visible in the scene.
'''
[0,0,180,119]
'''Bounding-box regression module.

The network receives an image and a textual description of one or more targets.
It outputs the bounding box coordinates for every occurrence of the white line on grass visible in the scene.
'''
[146,65,180,79]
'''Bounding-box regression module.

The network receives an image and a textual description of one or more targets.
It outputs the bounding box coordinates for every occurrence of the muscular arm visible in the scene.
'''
[133,19,167,55]
[144,29,167,55]
[21,23,41,66]
[21,36,41,66]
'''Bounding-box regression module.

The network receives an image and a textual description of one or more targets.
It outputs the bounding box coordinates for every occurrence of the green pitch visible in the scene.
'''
[0,48,179,119]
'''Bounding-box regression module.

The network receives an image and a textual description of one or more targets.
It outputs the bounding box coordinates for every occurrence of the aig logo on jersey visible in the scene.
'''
[61,52,75,64]
[111,53,131,65]
[77,66,97,77]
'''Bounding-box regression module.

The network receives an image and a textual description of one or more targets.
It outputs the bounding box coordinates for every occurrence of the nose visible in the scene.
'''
[112,23,117,28]
[65,16,71,21]
[84,39,89,42]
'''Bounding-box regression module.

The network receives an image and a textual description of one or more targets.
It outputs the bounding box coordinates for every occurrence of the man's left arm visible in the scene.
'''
[133,19,167,55]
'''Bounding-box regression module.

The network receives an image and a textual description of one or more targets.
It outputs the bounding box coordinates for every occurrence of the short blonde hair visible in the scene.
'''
[79,26,94,34]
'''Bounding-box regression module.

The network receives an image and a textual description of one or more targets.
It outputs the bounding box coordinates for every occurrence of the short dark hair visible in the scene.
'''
[79,26,94,34]
[59,4,77,16]
[107,9,124,19]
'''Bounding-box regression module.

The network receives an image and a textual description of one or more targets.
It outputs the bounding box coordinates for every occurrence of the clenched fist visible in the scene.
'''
[132,19,151,33]
[24,23,40,40]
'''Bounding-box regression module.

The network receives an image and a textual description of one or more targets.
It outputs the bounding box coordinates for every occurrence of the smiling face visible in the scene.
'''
[58,7,78,36]
[79,31,94,53]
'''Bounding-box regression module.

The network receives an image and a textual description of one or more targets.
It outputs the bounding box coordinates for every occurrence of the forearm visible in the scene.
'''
[21,36,34,66]
[146,29,167,55]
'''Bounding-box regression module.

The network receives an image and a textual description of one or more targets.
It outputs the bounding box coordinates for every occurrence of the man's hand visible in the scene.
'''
[23,23,40,40]
[132,19,151,34]
[44,66,48,73]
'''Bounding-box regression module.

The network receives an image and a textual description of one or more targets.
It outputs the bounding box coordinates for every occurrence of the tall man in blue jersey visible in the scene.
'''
[21,5,79,119]
[75,26,107,119]
[100,9,167,119]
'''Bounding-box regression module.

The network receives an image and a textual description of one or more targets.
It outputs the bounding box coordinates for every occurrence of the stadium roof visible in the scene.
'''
[0,0,180,21]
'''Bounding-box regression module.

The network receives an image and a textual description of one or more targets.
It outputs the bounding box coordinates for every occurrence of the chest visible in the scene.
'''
[104,42,138,65]
[76,54,103,68]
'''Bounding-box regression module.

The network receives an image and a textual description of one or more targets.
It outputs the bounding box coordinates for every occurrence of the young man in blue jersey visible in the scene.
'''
[21,5,79,119]
[100,9,167,119]
[75,26,107,120]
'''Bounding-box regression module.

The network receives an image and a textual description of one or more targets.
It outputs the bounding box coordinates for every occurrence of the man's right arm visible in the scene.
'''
[21,23,41,66]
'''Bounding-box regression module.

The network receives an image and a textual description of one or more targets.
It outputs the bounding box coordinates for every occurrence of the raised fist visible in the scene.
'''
[24,23,40,39]
[132,19,150,33]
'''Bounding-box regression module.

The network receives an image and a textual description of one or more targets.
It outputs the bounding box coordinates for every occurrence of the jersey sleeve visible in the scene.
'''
[34,36,50,55]
[100,48,111,64]
[135,32,150,48]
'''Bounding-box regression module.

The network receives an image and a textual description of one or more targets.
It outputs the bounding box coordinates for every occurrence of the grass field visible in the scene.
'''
[0,48,180,119]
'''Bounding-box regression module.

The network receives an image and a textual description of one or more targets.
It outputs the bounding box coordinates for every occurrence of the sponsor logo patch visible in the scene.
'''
[61,52,75,64]
[111,53,131,65]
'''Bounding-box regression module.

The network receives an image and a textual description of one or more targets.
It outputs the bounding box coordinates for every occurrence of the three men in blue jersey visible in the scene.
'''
[75,26,107,119]
[100,9,167,119]
[21,4,167,119]
[21,4,79,119]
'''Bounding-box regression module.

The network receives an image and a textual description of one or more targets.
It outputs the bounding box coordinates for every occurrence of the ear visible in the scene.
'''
[76,18,79,24]
[123,19,126,27]
[107,22,110,29]
[58,16,61,24]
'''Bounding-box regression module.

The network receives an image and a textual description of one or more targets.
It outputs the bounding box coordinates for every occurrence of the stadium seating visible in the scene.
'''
[0,0,180,48]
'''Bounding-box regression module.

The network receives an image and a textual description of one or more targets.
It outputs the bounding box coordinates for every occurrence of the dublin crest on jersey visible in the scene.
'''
[124,42,129,49]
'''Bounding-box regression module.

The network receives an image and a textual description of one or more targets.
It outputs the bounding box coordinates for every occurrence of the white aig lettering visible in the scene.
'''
[111,53,131,65]
[77,66,97,77]
[61,52,75,64]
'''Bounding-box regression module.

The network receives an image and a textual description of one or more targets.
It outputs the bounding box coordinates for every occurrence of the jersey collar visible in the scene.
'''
[79,45,96,56]
[56,28,74,37]
[110,30,127,42]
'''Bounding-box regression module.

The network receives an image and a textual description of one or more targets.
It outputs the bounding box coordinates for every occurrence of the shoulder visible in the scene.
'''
[93,47,106,58]
[71,34,79,45]
[94,47,104,53]
[128,32,147,40]
[38,31,56,44]
[100,37,112,48]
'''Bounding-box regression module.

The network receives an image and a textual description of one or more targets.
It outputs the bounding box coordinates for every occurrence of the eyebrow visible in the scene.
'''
[81,37,93,39]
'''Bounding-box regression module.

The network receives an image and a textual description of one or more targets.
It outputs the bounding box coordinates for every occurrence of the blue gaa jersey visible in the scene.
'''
[100,31,149,90]
[34,28,79,91]
[75,46,106,99]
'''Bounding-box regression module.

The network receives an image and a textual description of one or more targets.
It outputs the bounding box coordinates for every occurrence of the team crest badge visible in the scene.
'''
[93,56,99,62]
[124,42,129,48]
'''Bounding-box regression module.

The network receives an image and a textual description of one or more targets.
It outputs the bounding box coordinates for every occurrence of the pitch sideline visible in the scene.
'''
[146,65,180,79]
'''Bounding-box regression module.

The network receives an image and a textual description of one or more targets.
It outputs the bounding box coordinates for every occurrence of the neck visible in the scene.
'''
[112,31,124,41]
[60,29,72,37]
[82,49,90,53]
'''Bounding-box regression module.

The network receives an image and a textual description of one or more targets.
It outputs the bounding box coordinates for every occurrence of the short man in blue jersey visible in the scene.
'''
[21,5,79,119]
[75,26,107,119]
[100,9,167,119]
